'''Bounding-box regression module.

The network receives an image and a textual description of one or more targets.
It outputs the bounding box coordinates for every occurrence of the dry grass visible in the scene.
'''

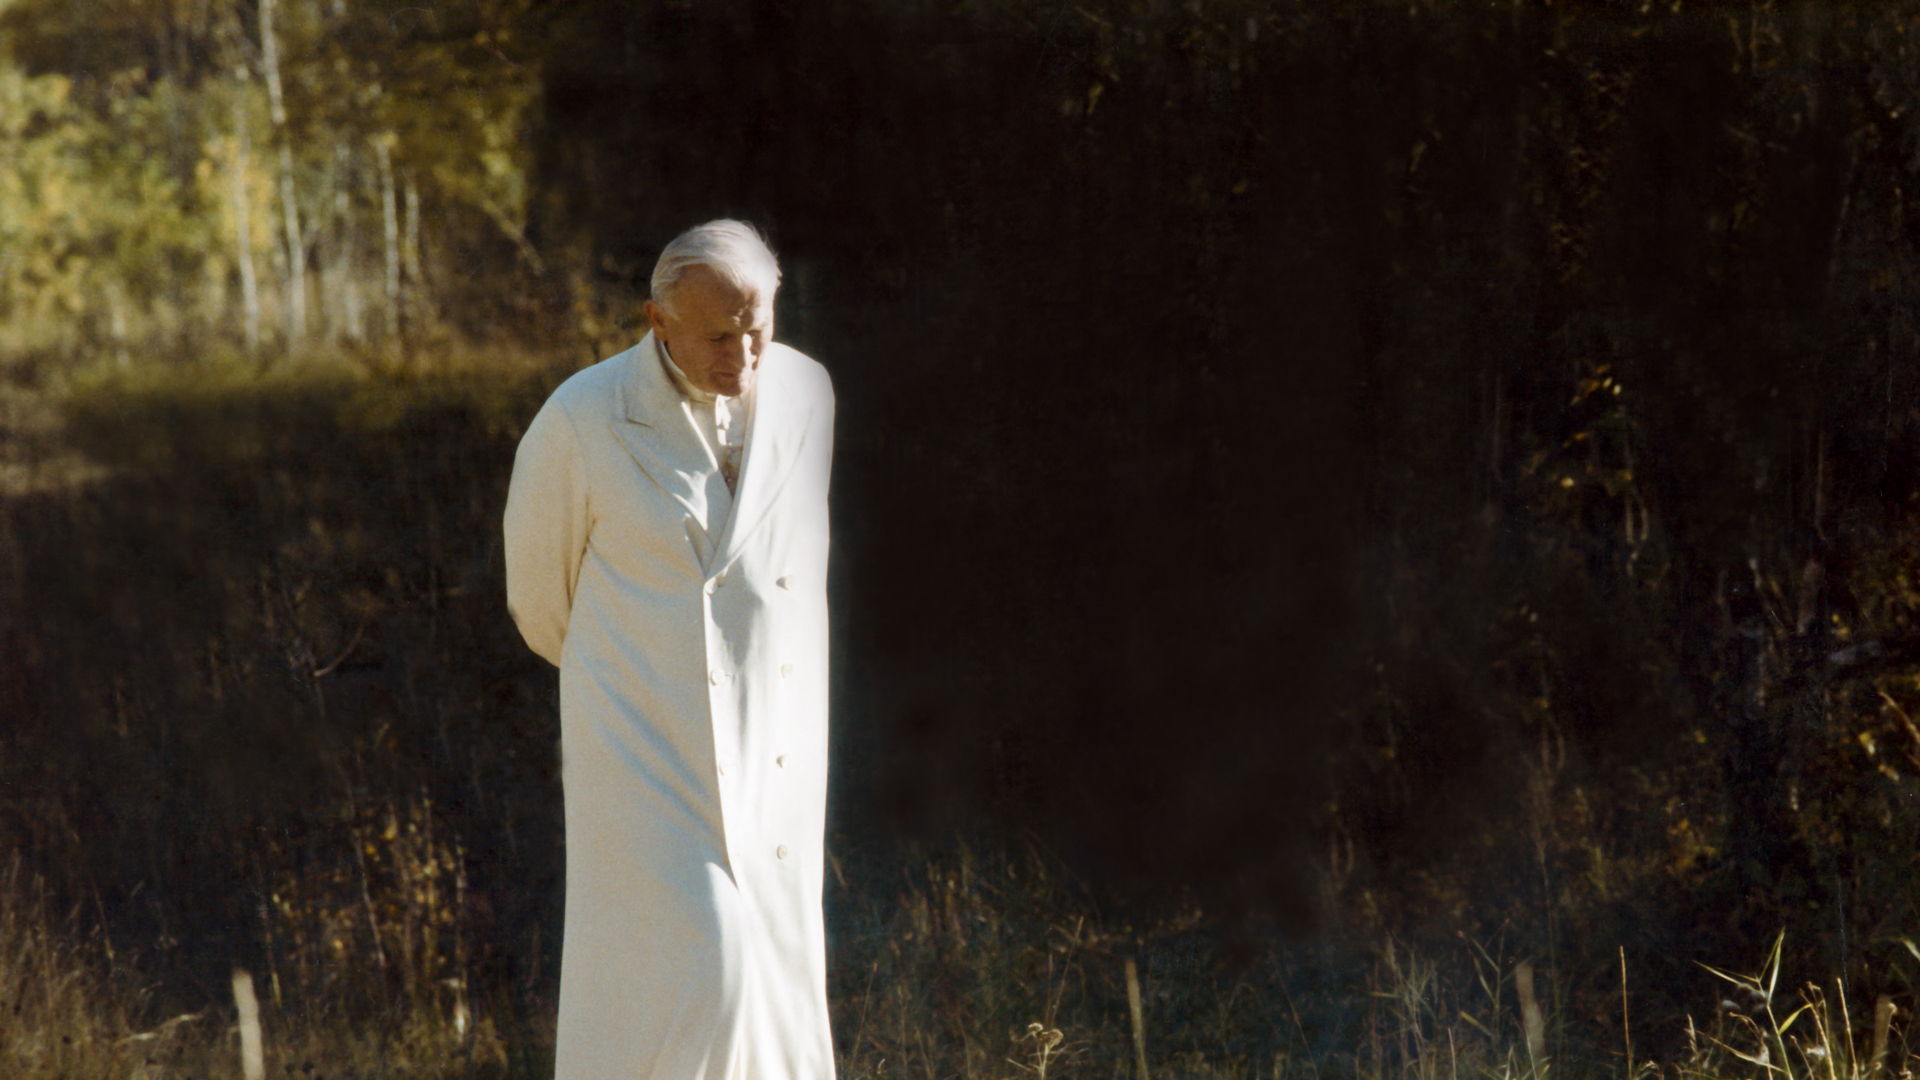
[825,845,1920,1080]
[3,834,1917,1080]
[1,859,158,1079]
[1,852,512,1080]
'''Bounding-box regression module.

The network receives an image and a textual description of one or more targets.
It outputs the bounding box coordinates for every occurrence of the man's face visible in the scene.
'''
[645,264,773,397]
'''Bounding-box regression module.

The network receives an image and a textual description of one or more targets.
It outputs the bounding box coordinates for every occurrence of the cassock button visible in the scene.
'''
[776,754,789,769]
[777,574,796,590]
[704,579,718,596]
[709,669,725,685]
[776,844,790,860]
[780,663,794,678]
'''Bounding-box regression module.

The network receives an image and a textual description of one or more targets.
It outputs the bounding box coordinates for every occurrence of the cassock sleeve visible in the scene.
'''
[504,398,590,667]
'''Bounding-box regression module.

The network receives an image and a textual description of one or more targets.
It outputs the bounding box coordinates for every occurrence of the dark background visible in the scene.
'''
[525,0,1918,923]
[7,0,1920,1068]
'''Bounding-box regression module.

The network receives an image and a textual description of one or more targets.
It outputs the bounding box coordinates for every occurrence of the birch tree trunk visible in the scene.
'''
[331,140,363,343]
[231,70,261,353]
[260,0,306,344]
[104,281,130,370]
[403,171,426,325]
[376,135,401,342]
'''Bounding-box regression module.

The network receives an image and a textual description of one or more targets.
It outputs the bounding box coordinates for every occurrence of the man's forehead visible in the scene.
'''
[679,266,771,320]
[724,300,771,328]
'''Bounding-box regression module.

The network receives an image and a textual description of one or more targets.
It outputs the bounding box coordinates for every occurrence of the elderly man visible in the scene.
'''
[504,220,836,1079]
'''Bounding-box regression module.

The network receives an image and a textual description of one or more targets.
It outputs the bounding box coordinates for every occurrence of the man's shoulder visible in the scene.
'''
[543,345,638,416]
[766,342,834,406]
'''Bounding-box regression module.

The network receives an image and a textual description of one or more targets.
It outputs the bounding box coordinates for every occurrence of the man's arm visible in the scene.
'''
[503,399,590,667]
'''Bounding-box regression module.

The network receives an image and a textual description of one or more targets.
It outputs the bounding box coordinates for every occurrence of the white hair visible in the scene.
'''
[649,219,782,316]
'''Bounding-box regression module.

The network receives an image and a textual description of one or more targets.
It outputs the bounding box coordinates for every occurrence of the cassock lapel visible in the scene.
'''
[711,349,814,575]
[610,332,723,544]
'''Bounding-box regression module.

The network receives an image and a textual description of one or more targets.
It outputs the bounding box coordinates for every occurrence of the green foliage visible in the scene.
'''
[0,62,208,357]
[0,0,549,370]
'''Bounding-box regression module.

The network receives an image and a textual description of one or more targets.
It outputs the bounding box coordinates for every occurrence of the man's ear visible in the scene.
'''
[644,299,670,335]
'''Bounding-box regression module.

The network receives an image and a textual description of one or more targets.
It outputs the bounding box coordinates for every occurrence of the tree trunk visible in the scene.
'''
[330,140,362,343]
[260,0,306,345]
[403,170,426,326]
[376,135,401,343]
[231,71,261,353]
[105,281,130,370]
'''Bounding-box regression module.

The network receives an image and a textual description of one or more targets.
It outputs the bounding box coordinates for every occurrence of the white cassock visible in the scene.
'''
[503,330,836,1079]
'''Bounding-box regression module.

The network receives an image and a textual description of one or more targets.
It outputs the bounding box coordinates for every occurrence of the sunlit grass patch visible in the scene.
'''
[1,848,517,1080]
[0,859,184,1080]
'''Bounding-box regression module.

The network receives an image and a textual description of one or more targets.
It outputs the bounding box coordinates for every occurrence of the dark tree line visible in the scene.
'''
[524,0,1920,1025]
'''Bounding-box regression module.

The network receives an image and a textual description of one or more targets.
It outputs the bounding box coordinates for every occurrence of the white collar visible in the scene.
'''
[657,339,726,407]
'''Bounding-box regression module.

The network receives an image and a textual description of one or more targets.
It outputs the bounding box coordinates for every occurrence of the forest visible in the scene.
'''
[5,0,1920,1077]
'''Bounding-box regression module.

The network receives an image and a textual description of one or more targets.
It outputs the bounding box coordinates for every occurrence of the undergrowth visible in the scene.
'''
[5,841,1915,1080]
[5,356,1920,1080]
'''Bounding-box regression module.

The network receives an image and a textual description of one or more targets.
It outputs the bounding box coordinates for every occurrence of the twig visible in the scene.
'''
[1870,996,1897,1080]
[313,617,369,678]
[232,969,265,1080]
[1517,960,1547,1072]
[1622,947,1635,1079]
[1127,956,1150,1080]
